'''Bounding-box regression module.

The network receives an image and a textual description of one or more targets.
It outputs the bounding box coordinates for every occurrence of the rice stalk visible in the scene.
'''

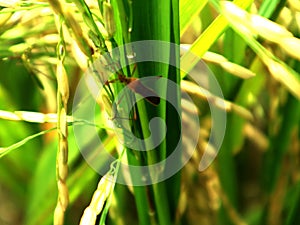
[79,150,124,225]
[48,0,93,59]
[217,1,300,99]
[53,18,70,225]
[79,174,115,225]
[181,80,254,121]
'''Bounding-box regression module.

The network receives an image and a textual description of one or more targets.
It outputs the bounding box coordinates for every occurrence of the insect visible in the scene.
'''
[105,69,161,106]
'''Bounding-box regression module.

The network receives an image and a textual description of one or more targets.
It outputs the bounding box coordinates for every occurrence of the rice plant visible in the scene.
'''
[0,0,299,225]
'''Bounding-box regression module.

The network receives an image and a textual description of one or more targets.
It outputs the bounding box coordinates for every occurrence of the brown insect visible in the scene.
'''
[105,71,160,106]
